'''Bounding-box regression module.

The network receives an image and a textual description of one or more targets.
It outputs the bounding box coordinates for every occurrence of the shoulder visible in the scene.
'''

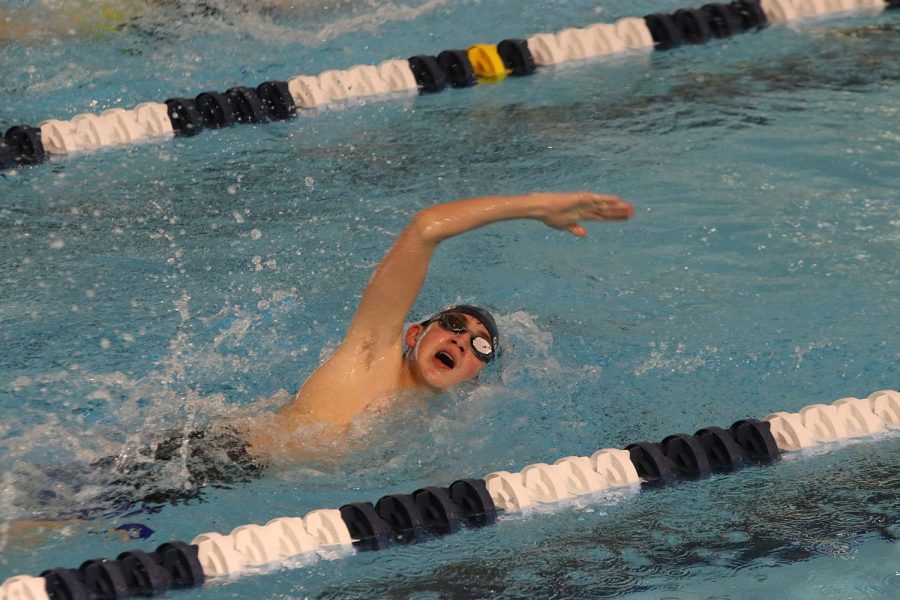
[292,339,406,424]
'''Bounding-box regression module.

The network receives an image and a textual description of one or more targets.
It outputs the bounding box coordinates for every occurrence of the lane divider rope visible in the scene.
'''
[2,389,897,599]
[2,1,898,173]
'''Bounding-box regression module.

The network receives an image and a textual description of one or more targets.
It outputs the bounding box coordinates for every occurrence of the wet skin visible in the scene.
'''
[402,314,492,391]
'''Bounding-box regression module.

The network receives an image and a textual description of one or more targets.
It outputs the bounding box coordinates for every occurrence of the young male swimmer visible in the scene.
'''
[3,191,633,541]
[248,191,634,453]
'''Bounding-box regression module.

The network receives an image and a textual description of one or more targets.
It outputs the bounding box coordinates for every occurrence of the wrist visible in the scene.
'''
[515,192,554,221]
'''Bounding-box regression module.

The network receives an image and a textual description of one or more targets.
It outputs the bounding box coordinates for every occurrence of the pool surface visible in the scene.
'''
[1,1,898,598]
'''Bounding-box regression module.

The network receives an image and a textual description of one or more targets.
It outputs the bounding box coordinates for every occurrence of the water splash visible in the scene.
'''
[0,291,295,526]
[633,341,717,377]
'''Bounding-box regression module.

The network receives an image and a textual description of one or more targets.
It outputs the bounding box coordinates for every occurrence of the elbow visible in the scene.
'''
[408,209,444,245]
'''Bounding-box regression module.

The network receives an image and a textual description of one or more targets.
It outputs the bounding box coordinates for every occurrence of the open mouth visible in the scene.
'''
[435,351,456,369]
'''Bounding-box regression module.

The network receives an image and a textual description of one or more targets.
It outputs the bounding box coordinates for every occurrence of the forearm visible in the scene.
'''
[410,194,549,245]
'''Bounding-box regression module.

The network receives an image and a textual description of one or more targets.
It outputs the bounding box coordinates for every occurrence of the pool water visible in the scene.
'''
[1,1,898,598]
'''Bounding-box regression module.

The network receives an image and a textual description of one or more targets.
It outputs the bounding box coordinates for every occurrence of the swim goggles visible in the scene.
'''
[432,312,495,363]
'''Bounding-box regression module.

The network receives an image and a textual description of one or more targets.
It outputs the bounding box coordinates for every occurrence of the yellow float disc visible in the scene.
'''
[466,44,508,79]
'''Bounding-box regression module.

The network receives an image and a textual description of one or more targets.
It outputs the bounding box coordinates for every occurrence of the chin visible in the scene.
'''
[418,365,465,391]
[409,353,473,391]
[422,373,454,391]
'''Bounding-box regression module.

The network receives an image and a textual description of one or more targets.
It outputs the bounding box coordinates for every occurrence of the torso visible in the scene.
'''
[289,339,408,424]
[243,338,409,454]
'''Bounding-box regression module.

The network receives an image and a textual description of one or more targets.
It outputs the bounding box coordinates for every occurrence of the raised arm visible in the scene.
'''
[343,191,634,350]
[273,191,632,427]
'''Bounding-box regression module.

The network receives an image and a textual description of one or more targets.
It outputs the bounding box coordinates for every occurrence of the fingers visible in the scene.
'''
[584,192,624,203]
[567,224,587,237]
[538,191,634,234]
[600,201,634,220]
[586,194,634,221]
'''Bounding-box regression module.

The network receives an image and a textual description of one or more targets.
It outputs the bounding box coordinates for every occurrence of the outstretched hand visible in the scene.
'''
[534,191,634,237]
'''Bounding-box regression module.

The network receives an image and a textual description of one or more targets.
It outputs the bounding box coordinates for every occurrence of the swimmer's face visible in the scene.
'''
[404,314,492,390]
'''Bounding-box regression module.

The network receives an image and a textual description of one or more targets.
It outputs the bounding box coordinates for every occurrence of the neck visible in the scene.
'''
[399,352,420,390]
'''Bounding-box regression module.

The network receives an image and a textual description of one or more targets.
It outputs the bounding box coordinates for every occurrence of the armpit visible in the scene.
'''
[357,337,377,370]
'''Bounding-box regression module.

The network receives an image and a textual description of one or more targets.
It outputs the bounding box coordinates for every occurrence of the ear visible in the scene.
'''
[404,323,424,350]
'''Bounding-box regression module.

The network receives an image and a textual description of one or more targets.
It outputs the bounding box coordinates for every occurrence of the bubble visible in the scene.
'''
[9,376,32,390]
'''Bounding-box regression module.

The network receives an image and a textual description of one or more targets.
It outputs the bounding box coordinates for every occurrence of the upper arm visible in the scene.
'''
[340,213,438,350]
[329,193,564,353]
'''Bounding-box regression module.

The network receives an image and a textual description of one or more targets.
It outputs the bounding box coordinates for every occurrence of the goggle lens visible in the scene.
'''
[471,337,493,356]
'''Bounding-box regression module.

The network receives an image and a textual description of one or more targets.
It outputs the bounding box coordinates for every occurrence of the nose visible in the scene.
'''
[449,337,467,353]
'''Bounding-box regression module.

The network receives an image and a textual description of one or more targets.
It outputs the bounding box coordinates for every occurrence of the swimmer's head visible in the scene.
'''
[429,305,499,356]
[403,305,499,390]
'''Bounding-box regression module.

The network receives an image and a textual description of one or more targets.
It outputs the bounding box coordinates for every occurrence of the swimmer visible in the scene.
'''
[248,191,634,456]
[1,192,632,542]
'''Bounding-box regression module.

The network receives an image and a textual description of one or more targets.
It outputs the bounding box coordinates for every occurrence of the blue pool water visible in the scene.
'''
[1,1,898,597]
